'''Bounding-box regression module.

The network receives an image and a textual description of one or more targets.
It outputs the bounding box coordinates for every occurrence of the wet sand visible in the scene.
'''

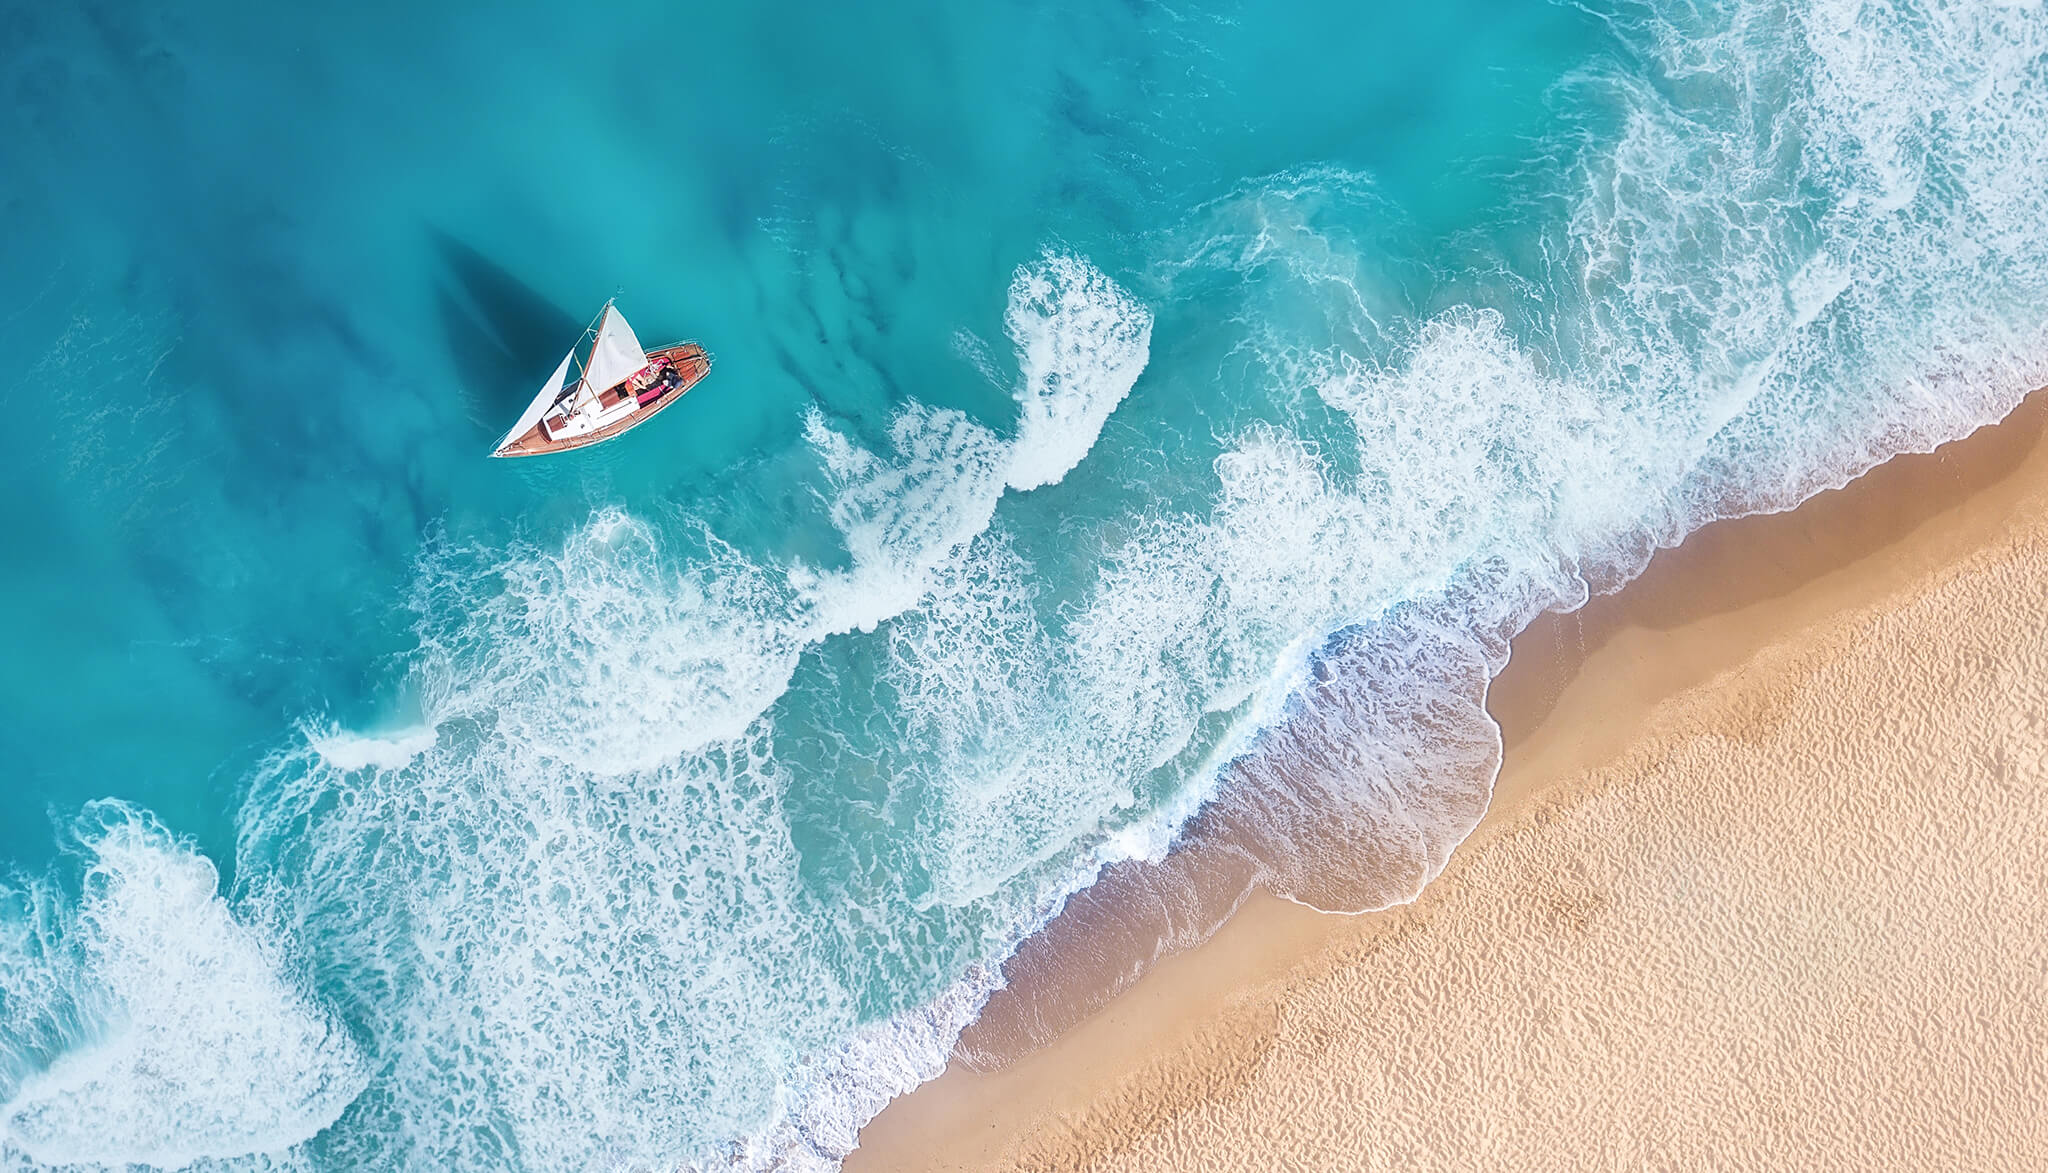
[850,391,2048,1171]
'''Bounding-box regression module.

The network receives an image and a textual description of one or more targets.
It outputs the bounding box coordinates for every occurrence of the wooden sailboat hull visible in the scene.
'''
[492,341,712,458]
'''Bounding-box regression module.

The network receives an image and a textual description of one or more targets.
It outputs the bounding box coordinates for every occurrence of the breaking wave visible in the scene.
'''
[306,724,438,773]
[0,804,368,1171]
[1003,251,1155,492]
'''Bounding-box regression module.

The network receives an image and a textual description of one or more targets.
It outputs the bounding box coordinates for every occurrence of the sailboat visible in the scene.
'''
[490,301,712,458]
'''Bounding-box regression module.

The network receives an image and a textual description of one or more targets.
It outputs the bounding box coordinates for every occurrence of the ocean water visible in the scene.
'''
[2,0,2044,1167]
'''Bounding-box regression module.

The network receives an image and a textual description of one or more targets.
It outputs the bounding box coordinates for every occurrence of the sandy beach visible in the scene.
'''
[850,392,2048,1171]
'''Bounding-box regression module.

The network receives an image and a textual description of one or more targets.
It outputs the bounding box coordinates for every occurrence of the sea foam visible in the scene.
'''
[306,723,438,773]
[1003,251,1155,492]
[0,804,368,1171]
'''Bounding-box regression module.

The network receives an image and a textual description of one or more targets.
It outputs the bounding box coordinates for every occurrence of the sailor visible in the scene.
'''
[640,362,680,401]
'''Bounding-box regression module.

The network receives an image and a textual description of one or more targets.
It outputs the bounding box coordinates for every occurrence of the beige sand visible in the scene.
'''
[851,393,2048,1172]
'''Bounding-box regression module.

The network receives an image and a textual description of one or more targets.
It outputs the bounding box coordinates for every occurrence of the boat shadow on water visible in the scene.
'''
[427,229,583,442]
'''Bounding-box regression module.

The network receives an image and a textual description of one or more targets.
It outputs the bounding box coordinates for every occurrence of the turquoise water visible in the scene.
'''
[2,0,2044,1167]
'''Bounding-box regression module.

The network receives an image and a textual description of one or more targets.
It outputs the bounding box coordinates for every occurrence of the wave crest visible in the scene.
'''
[0,803,368,1170]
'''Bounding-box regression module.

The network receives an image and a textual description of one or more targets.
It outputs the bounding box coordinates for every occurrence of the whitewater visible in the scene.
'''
[3,0,2047,1169]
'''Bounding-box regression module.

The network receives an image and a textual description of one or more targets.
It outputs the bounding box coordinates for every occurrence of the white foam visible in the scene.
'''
[306,722,438,773]
[412,511,809,777]
[1558,0,2048,518]
[729,962,1004,1172]
[798,403,1009,636]
[1002,251,1154,492]
[235,716,860,1170]
[878,529,1052,770]
[0,804,368,1170]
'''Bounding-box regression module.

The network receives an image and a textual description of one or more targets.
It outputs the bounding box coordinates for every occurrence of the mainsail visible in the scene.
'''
[581,304,650,400]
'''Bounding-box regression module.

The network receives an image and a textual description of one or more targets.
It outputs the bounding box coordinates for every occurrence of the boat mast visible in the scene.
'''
[562,299,615,418]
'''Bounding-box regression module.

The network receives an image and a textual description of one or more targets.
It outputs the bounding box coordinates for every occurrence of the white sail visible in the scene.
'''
[580,304,650,398]
[496,347,576,453]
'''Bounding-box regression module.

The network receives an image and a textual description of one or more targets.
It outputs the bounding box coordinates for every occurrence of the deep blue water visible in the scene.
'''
[2,0,2044,1168]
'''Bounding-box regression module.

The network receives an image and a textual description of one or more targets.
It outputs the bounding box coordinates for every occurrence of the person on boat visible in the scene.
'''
[638,360,682,404]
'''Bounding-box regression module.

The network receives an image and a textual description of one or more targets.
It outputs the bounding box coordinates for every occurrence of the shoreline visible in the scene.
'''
[849,388,2048,1170]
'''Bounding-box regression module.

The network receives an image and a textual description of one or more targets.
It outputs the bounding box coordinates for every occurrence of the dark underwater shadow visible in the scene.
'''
[427,229,582,433]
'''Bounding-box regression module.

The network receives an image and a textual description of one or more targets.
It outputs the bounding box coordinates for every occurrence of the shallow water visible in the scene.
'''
[2,0,2044,1168]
